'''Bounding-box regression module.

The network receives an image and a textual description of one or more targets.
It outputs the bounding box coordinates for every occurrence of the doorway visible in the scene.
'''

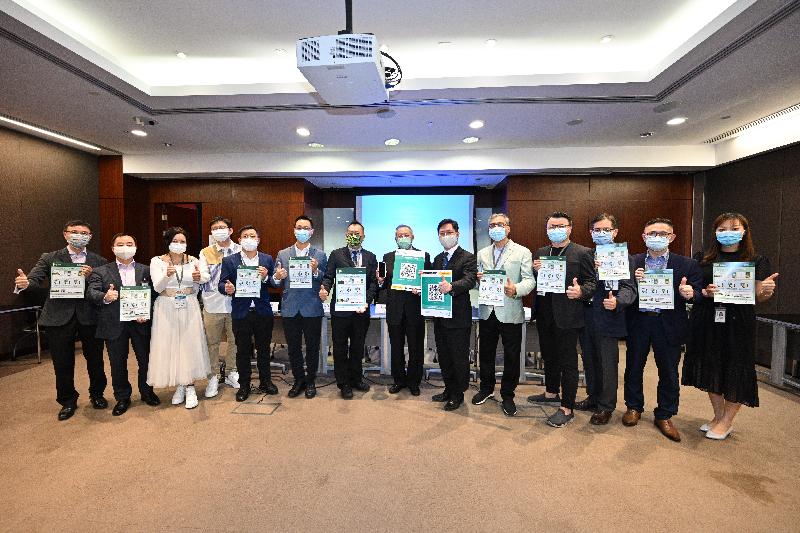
[154,203,203,257]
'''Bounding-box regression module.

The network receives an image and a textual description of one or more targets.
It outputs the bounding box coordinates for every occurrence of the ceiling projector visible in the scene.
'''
[296,33,388,106]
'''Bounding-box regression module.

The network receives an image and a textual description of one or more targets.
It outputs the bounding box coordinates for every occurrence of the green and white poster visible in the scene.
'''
[421,270,452,318]
[390,249,426,291]
[335,267,367,311]
[50,262,85,299]
[713,262,755,305]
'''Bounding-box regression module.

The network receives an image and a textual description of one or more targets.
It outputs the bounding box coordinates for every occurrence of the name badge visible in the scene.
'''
[174,294,188,309]
[714,307,726,323]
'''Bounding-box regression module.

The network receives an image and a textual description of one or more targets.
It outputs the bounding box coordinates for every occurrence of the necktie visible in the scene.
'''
[351,250,358,265]
[443,253,450,268]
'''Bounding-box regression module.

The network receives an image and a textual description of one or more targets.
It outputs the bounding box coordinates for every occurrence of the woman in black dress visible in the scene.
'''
[682,213,778,440]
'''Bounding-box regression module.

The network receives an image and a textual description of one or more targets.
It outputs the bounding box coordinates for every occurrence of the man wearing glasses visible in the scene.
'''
[527,211,596,428]
[623,218,702,442]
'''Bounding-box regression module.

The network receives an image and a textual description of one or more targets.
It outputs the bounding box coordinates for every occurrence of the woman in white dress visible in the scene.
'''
[147,227,212,409]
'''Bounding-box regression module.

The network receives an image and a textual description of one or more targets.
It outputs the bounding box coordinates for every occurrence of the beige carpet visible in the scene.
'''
[1,347,799,533]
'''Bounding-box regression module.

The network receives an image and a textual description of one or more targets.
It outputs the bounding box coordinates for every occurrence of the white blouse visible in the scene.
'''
[150,255,210,293]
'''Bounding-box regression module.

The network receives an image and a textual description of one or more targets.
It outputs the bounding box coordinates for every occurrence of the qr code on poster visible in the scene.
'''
[399,262,417,280]
[427,283,444,302]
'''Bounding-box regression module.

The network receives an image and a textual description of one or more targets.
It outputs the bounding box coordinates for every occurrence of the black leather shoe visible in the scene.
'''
[112,399,131,416]
[236,386,250,402]
[388,384,405,394]
[142,393,161,406]
[305,382,317,399]
[287,381,307,398]
[574,398,597,411]
[352,381,370,392]
[90,396,108,409]
[258,381,279,395]
[409,386,421,396]
[58,405,77,421]
[501,398,517,417]
[340,386,354,399]
[444,399,463,411]
[431,391,449,402]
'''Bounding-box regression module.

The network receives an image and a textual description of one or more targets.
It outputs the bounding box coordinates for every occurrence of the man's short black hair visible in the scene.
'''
[437,218,459,232]
[546,211,572,225]
[645,217,674,229]
[209,216,232,229]
[238,225,259,238]
[111,233,137,245]
[295,215,313,228]
[590,213,618,230]
[64,220,93,232]
[347,220,364,232]
[163,226,187,248]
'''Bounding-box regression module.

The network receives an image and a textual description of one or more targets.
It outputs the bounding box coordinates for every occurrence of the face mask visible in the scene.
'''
[439,234,458,250]
[241,238,259,252]
[488,226,507,242]
[211,228,230,243]
[345,233,363,247]
[716,230,743,246]
[645,236,669,252]
[591,230,613,246]
[113,246,136,260]
[67,233,91,248]
[547,228,568,244]
[295,229,312,243]
[169,242,187,254]
[396,236,413,249]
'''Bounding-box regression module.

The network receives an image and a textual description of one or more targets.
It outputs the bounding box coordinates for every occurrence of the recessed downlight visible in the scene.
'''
[176,51,187,59]
[462,136,480,144]
[308,142,324,148]
[600,35,614,44]
[484,39,497,47]
[384,138,400,146]
[438,41,454,47]
[566,119,584,126]
[640,132,655,138]
[469,120,484,129]
[296,127,311,137]
[666,117,687,126]
[131,129,147,137]
[274,48,287,55]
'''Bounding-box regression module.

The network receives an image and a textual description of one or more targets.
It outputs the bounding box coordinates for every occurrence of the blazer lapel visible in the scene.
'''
[495,241,513,269]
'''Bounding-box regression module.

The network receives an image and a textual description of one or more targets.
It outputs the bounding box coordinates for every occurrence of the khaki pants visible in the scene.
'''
[203,309,237,372]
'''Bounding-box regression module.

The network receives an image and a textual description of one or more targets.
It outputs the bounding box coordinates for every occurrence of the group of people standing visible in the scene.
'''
[13,210,777,444]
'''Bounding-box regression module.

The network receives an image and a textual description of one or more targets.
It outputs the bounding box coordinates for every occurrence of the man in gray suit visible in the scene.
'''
[272,215,328,399]
[472,213,535,416]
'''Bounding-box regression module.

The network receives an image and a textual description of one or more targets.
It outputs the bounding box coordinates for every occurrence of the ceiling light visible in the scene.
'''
[274,48,287,55]
[566,119,584,126]
[640,132,655,138]
[0,115,101,151]
[666,117,687,126]
[484,39,497,47]
[379,44,389,53]
[384,138,400,146]
[176,51,187,59]
[130,129,148,137]
[721,115,732,120]
[308,142,324,148]
[163,142,172,147]
[469,120,484,129]
[600,35,614,44]
[296,127,311,137]
[462,136,480,144]
[438,41,453,47]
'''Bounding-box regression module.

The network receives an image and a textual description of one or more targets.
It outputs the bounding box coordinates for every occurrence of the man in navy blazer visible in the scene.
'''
[271,215,328,399]
[218,225,277,402]
[623,217,702,442]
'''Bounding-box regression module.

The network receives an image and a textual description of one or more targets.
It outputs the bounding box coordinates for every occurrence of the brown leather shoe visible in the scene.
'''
[654,418,681,442]
[622,408,641,426]
[590,410,613,425]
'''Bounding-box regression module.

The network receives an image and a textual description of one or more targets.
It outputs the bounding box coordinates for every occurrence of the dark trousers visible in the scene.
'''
[536,306,579,410]
[624,314,681,420]
[478,311,522,399]
[45,316,106,407]
[581,328,621,411]
[579,325,598,401]
[106,324,153,401]
[434,322,471,402]
[388,316,425,387]
[232,311,274,388]
[283,313,322,384]
[331,314,370,387]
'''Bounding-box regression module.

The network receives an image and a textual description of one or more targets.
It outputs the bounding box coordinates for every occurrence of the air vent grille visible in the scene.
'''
[300,39,320,62]
[704,102,800,143]
[333,36,373,59]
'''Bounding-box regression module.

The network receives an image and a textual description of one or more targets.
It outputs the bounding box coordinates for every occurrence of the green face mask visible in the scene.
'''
[345,233,363,247]
[396,237,413,249]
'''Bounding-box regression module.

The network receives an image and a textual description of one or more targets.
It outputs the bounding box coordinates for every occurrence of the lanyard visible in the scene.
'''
[169,254,185,288]
[550,244,568,257]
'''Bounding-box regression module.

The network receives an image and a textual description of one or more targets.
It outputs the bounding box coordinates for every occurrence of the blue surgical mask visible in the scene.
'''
[591,230,613,246]
[716,230,743,246]
[488,226,507,242]
[396,236,413,249]
[547,227,569,244]
[295,229,311,243]
[645,235,669,252]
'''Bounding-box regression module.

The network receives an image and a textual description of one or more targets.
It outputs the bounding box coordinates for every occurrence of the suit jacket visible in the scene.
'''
[627,251,703,346]
[476,240,536,324]
[431,246,477,329]
[533,242,596,330]
[586,253,637,338]
[321,247,379,317]
[379,248,431,326]
[272,245,328,317]
[24,247,108,327]
[218,251,275,320]
[87,261,153,340]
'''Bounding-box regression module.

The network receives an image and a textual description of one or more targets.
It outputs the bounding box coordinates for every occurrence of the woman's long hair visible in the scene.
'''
[700,212,755,265]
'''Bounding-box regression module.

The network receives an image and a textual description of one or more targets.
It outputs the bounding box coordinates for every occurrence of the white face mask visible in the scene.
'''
[169,242,187,254]
[439,234,458,250]
[113,246,136,260]
[211,228,230,243]
[241,238,259,252]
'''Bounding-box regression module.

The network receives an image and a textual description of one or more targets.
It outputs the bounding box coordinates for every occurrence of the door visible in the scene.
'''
[154,203,203,257]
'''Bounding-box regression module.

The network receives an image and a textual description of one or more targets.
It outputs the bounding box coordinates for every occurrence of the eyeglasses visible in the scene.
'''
[488,223,507,229]
[591,229,612,234]
[547,224,570,230]
[210,225,229,231]
[67,230,91,236]
[438,231,456,237]
[645,231,672,238]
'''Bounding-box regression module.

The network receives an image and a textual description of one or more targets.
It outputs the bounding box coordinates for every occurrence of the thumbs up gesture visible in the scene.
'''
[438,274,452,294]
[504,277,516,297]
[319,286,329,301]
[14,268,29,290]
[274,261,288,281]
[191,263,201,283]
[566,277,582,299]
[224,279,235,295]
[104,283,119,303]
[678,276,694,300]
[602,290,617,310]
[759,272,779,298]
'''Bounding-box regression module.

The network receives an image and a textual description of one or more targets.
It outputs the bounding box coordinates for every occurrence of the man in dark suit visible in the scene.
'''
[376,224,431,396]
[14,220,109,420]
[319,221,379,399]
[528,211,597,428]
[218,225,278,402]
[430,218,477,411]
[87,233,160,416]
[623,217,702,442]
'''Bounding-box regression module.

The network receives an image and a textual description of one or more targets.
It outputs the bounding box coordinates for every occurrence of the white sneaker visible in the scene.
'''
[224,370,240,389]
[205,375,219,398]
[171,385,186,405]
[185,385,199,409]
